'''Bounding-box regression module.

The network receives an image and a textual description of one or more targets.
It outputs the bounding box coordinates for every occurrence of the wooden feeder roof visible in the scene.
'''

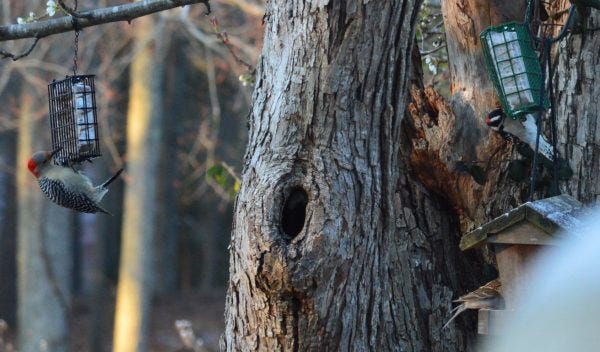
[460,194,585,251]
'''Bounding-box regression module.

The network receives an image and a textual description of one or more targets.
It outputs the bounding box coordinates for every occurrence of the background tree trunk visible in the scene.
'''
[17,91,74,352]
[112,14,165,352]
[87,155,123,352]
[223,1,481,350]
[0,119,17,327]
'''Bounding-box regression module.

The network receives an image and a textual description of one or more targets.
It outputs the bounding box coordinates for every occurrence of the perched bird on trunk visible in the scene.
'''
[27,148,123,215]
[443,279,504,329]
[486,109,556,164]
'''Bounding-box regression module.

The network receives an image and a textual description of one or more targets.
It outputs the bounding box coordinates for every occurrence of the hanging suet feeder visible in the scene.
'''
[47,26,101,165]
[480,22,549,118]
[48,75,100,165]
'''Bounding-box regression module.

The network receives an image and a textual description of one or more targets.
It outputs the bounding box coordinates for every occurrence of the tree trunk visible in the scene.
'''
[17,91,74,352]
[554,9,599,204]
[0,128,17,327]
[407,0,599,219]
[404,0,599,341]
[112,15,165,352]
[222,1,480,350]
[88,155,123,352]
[404,0,531,234]
[154,29,186,294]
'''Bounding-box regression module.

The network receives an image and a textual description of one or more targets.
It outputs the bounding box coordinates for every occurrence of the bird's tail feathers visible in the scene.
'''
[100,168,124,189]
[442,304,467,329]
[97,205,113,216]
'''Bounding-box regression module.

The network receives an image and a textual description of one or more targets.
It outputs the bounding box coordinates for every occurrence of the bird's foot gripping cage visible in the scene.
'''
[480,22,549,119]
[48,75,100,165]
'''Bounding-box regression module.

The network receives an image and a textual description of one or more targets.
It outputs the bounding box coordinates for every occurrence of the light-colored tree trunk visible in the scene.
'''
[17,91,74,352]
[222,1,481,350]
[112,14,165,352]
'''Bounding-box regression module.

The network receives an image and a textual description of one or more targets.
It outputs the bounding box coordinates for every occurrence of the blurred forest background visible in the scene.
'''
[0,0,448,351]
[0,0,263,350]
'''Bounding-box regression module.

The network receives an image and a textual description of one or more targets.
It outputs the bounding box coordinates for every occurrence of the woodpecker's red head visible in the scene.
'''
[27,148,60,178]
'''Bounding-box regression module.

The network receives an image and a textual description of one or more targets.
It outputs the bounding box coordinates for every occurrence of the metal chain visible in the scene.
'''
[72,29,79,76]
[528,39,549,201]
[72,0,79,76]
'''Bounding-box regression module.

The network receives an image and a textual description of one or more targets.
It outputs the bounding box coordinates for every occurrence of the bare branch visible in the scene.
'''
[0,37,39,60]
[0,0,210,42]
[420,44,446,56]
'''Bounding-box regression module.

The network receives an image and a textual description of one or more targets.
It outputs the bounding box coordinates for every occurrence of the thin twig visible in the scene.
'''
[0,37,39,60]
[420,44,446,55]
[218,33,254,70]
[57,0,92,19]
[210,16,254,70]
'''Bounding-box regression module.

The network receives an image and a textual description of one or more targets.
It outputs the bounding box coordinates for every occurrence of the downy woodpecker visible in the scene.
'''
[27,149,123,215]
[486,108,556,163]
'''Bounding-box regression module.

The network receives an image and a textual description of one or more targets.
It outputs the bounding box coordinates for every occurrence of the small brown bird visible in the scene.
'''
[443,279,504,329]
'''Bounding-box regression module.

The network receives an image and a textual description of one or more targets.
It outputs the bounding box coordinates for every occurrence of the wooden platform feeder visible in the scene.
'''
[460,194,585,335]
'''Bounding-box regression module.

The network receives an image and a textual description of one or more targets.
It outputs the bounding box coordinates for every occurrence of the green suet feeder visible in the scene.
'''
[480,22,549,118]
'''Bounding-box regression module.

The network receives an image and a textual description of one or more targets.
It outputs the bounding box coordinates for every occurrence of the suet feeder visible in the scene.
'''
[48,75,100,165]
[460,194,585,335]
[480,22,549,118]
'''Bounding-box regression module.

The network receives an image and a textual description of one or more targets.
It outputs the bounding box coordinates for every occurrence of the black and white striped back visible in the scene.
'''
[38,177,108,214]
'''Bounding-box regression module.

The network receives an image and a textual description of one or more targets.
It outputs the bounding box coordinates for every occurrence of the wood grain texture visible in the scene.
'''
[554,9,600,204]
[222,0,481,350]
[405,0,531,234]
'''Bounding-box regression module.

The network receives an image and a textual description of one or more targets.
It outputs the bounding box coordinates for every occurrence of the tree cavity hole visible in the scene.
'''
[281,187,308,239]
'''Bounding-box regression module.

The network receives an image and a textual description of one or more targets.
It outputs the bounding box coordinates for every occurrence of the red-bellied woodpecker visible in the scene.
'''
[27,149,123,215]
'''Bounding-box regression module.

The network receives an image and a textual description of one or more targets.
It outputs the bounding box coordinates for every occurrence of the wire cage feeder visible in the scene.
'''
[480,22,549,119]
[48,75,100,165]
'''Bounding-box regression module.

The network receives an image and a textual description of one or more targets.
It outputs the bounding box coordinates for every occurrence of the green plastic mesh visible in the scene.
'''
[480,22,548,119]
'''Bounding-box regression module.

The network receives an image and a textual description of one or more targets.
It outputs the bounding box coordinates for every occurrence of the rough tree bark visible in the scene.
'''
[554,7,599,204]
[223,1,481,350]
[405,0,531,234]
[406,0,598,230]
[405,0,598,341]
